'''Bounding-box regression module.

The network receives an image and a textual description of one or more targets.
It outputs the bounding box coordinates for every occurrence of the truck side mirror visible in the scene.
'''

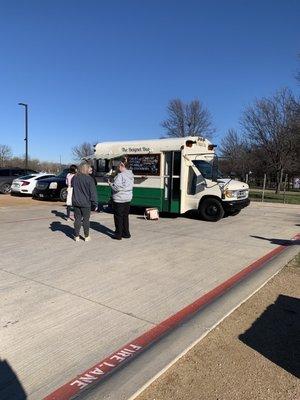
[196,175,206,193]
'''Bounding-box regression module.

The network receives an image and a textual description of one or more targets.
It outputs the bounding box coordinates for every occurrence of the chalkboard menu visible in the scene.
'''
[127,154,161,176]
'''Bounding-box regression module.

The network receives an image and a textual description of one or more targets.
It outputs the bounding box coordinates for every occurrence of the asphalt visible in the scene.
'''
[0,199,299,399]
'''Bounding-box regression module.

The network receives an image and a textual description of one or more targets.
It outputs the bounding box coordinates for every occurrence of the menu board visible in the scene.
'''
[127,154,160,176]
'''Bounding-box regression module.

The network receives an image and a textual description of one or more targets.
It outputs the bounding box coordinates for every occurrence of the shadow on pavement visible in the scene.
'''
[51,209,67,220]
[50,221,74,239]
[0,358,27,399]
[239,294,300,378]
[250,235,300,246]
[90,221,115,237]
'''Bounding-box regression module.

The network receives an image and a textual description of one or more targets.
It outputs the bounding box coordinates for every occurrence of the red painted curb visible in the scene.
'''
[44,234,300,400]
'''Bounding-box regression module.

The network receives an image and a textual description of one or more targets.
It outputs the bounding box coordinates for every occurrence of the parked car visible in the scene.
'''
[0,168,38,194]
[11,173,56,195]
[33,169,69,201]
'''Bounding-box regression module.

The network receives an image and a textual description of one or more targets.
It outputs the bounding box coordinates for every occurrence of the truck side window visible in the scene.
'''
[187,167,196,195]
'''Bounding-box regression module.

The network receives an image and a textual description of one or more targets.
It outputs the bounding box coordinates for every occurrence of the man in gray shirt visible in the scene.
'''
[110,158,134,240]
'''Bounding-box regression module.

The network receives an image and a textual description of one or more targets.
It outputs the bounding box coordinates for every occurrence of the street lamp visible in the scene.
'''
[18,102,29,169]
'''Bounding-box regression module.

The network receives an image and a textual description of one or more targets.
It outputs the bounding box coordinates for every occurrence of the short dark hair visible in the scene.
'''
[120,156,129,169]
[69,164,77,174]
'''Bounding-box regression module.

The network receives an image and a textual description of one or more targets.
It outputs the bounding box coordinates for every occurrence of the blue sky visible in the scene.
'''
[0,0,299,163]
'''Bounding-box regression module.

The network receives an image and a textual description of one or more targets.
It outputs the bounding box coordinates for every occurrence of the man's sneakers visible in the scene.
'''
[74,236,91,242]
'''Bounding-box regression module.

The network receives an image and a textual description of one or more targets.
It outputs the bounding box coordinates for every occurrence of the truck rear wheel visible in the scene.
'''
[199,198,224,222]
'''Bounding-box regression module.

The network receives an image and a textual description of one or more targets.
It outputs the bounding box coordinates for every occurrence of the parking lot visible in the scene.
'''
[1,196,299,399]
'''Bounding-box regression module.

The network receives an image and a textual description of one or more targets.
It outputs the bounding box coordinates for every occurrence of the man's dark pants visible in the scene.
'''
[113,202,130,238]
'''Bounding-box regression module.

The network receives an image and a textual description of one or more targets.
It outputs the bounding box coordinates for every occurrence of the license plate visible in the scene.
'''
[237,191,246,198]
[39,194,44,198]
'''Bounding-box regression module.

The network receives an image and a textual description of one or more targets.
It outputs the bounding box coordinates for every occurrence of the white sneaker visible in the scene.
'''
[74,236,80,242]
[84,236,91,242]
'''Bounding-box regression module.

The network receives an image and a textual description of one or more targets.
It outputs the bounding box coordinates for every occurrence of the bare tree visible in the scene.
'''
[220,129,250,179]
[4,154,63,173]
[0,144,12,167]
[72,142,93,161]
[161,99,215,139]
[241,88,300,193]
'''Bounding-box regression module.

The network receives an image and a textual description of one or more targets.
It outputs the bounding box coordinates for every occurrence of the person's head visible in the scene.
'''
[78,163,90,175]
[118,157,129,172]
[69,164,77,174]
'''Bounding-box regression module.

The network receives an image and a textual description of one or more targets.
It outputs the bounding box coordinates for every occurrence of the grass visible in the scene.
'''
[249,189,300,204]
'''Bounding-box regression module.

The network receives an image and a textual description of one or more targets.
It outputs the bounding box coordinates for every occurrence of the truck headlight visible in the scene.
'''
[224,189,238,199]
[49,182,58,189]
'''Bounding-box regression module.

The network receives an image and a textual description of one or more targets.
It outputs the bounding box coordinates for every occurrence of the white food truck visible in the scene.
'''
[93,136,250,221]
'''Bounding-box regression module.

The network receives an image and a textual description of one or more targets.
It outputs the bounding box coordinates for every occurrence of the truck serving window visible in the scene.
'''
[127,154,160,176]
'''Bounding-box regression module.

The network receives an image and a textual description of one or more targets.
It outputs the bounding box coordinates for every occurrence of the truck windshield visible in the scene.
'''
[192,160,223,180]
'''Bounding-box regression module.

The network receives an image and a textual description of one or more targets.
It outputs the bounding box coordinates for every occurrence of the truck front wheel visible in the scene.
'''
[199,198,224,222]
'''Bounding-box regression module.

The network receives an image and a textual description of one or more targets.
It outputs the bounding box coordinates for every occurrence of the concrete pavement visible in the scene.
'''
[0,199,299,399]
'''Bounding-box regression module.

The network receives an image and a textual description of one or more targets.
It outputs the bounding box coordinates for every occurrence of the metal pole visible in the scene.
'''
[283,173,288,204]
[279,168,283,194]
[25,104,28,169]
[245,173,249,184]
[262,173,266,202]
[18,103,29,169]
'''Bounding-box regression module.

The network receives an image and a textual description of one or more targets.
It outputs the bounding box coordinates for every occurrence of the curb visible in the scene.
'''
[44,234,300,400]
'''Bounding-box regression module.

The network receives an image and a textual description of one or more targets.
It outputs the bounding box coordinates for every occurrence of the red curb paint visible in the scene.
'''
[44,234,300,400]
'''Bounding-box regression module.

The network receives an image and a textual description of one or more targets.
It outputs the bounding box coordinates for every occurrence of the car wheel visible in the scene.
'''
[0,182,12,194]
[60,188,68,202]
[199,198,224,222]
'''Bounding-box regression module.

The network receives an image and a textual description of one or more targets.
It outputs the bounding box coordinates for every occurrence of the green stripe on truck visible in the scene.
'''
[97,186,164,210]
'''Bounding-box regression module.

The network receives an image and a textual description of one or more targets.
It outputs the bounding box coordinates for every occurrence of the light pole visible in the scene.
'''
[18,102,28,169]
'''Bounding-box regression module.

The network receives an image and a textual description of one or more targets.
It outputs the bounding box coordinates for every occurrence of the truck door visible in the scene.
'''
[163,151,181,213]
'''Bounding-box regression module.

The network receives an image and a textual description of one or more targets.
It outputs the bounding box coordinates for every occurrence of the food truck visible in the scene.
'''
[93,136,250,221]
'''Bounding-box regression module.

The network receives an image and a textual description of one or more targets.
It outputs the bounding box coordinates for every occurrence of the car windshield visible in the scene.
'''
[192,160,223,180]
[36,175,55,180]
[56,169,68,178]
[18,174,36,180]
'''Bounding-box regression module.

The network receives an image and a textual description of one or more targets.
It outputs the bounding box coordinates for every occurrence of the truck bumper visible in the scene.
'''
[222,198,250,212]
